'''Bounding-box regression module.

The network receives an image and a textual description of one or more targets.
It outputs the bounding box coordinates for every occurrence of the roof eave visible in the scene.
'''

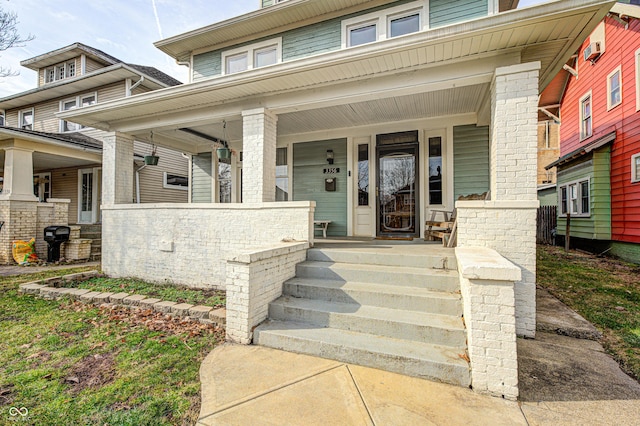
[0,64,173,110]
[0,127,103,154]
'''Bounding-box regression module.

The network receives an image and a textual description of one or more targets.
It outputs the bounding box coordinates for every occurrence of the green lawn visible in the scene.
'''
[537,245,640,381]
[67,276,225,308]
[0,268,224,425]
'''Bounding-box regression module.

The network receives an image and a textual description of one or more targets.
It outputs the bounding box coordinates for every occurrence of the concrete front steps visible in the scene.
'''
[79,224,102,261]
[253,245,471,387]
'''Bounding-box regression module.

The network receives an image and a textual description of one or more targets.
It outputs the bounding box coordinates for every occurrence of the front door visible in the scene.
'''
[78,168,100,223]
[376,131,419,238]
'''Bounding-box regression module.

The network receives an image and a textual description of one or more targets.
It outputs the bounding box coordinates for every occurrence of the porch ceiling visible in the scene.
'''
[0,151,99,173]
[60,0,614,153]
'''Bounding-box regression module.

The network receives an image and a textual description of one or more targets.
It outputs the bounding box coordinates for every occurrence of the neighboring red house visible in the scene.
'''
[547,1,640,263]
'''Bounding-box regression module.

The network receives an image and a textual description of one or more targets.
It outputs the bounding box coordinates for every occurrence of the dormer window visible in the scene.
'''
[45,60,77,84]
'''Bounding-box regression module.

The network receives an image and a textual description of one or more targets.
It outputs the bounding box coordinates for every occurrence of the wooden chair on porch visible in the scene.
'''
[425,209,457,247]
[425,192,489,248]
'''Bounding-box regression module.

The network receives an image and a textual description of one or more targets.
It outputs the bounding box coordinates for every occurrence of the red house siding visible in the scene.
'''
[559,16,640,244]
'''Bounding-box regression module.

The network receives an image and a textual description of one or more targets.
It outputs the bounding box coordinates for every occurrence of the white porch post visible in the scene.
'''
[457,61,541,338]
[102,132,134,205]
[242,108,277,203]
[0,147,38,201]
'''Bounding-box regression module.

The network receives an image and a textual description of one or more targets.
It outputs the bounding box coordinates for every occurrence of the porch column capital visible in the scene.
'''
[0,146,38,201]
[102,131,134,205]
[242,107,278,121]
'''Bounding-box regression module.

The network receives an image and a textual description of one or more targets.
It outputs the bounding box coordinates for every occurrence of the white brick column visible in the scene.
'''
[102,132,134,205]
[490,62,540,201]
[242,108,277,203]
[0,147,38,201]
[456,62,540,338]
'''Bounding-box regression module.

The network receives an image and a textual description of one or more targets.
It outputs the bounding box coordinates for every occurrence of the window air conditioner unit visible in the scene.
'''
[583,42,601,61]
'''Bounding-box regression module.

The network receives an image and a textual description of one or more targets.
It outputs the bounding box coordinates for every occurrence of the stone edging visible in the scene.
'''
[18,270,226,328]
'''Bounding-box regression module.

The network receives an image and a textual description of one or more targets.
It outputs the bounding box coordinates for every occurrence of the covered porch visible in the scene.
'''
[59,0,613,399]
[0,129,103,263]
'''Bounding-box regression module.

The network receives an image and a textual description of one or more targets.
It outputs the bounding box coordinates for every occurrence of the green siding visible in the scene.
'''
[193,52,221,82]
[430,0,488,28]
[192,153,212,203]
[262,0,274,7]
[282,19,342,61]
[537,186,557,206]
[193,0,421,80]
[556,148,611,240]
[453,125,490,199]
[293,139,347,237]
[609,241,640,265]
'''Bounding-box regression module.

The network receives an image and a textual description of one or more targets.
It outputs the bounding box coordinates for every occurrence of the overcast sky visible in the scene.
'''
[0,0,549,97]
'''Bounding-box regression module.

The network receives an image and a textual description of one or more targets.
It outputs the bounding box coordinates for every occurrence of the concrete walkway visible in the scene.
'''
[198,288,640,425]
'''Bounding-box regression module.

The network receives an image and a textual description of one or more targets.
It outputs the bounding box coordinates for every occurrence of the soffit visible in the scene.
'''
[62,0,614,136]
[155,0,401,60]
[0,66,167,110]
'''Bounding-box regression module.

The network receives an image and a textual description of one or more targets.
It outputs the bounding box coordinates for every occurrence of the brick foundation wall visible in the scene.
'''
[101,202,315,289]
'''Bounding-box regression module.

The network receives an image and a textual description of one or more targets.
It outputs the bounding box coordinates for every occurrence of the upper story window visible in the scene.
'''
[60,93,96,132]
[0,110,4,126]
[20,109,34,130]
[342,1,425,48]
[632,153,640,183]
[580,92,592,140]
[607,66,621,110]
[222,38,282,75]
[45,60,77,83]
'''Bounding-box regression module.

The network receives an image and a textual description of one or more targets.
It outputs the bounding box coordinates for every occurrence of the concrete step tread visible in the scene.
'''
[307,247,456,269]
[271,296,465,330]
[284,277,461,300]
[299,260,458,277]
[255,320,469,369]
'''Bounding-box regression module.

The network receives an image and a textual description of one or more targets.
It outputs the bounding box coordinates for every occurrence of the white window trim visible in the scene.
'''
[636,48,640,112]
[632,152,640,183]
[606,65,622,111]
[0,109,5,126]
[19,108,34,130]
[341,1,427,49]
[59,92,97,132]
[221,37,282,75]
[163,172,189,191]
[558,177,591,218]
[33,172,52,202]
[45,60,77,84]
[579,91,593,141]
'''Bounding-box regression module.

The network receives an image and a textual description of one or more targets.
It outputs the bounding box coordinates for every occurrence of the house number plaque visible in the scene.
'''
[323,167,340,174]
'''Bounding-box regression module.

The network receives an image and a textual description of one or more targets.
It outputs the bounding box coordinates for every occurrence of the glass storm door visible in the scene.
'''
[376,133,419,237]
[78,168,98,223]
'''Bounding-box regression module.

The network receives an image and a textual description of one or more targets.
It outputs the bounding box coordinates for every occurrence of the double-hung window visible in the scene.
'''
[607,66,622,110]
[559,179,590,217]
[632,153,640,183]
[60,92,96,132]
[580,92,592,140]
[275,147,289,201]
[222,38,281,75]
[20,109,34,130]
[343,1,425,48]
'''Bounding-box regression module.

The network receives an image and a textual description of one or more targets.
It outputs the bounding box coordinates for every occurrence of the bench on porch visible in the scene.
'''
[314,220,331,238]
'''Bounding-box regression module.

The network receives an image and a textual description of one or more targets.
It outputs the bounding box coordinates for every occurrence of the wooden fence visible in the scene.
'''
[537,205,557,245]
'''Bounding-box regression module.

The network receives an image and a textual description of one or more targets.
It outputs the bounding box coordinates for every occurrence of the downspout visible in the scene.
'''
[128,76,145,96]
[135,164,147,203]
